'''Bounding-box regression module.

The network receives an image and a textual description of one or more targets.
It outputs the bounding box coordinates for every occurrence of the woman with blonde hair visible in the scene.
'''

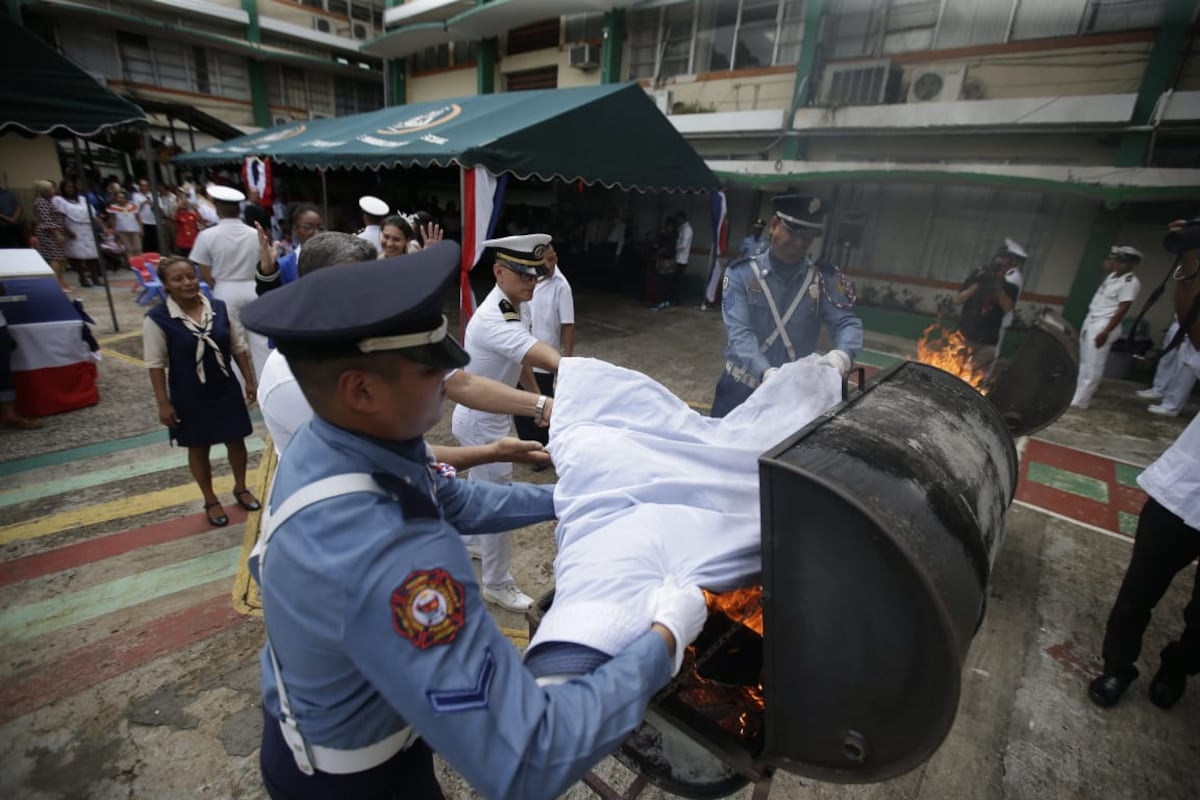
[32,180,70,291]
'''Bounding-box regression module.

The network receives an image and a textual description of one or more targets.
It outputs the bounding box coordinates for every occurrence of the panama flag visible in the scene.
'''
[2,251,98,416]
[459,166,508,337]
[242,156,273,208]
[704,189,729,305]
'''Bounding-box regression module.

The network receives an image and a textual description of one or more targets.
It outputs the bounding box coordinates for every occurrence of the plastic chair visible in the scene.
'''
[128,254,166,306]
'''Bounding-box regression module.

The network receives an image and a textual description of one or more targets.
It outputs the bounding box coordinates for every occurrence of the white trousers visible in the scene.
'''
[1072,316,1117,407]
[214,279,269,383]
[1151,322,1199,413]
[450,407,516,588]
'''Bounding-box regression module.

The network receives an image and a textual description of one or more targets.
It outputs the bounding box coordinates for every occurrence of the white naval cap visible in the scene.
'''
[1109,245,1143,262]
[206,184,245,204]
[483,233,552,276]
[1002,237,1028,260]
[359,195,390,217]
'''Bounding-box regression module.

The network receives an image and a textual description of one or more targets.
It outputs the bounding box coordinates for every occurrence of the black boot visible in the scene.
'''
[1088,668,1136,708]
[1148,664,1186,710]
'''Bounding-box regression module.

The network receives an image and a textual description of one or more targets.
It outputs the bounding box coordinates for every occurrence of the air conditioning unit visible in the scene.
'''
[647,88,672,115]
[352,23,370,40]
[820,59,900,107]
[568,43,600,70]
[907,64,968,103]
[272,114,292,126]
[312,17,332,34]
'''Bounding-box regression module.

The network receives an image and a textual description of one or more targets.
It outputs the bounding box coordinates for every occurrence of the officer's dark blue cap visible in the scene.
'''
[772,194,826,235]
[241,241,470,369]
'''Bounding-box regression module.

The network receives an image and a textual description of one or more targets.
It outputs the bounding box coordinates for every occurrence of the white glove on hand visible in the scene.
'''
[651,578,709,676]
[761,367,779,384]
[817,349,852,376]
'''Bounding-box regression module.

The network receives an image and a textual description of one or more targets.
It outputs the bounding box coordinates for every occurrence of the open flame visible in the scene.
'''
[914,323,986,390]
[703,586,763,636]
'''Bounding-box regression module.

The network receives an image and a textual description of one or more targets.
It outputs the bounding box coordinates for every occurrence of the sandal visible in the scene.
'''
[204,501,228,527]
[233,489,261,511]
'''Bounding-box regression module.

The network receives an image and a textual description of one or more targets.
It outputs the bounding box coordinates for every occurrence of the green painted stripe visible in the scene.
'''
[1114,462,1143,489]
[857,349,904,368]
[0,545,240,643]
[0,409,262,478]
[1027,462,1110,504]
[1119,511,1140,537]
[0,438,265,508]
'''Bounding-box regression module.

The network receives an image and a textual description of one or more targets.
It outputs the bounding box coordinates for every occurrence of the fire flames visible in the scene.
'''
[703,586,763,636]
[914,323,987,390]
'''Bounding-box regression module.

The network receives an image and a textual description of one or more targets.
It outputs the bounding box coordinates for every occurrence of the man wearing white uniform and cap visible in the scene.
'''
[1071,246,1142,409]
[452,234,561,612]
[1136,315,1198,417]
[355,195,388,253]
[190,184,270,381]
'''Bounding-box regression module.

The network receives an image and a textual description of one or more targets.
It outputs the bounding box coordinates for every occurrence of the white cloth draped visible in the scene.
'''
[530,356,841,657]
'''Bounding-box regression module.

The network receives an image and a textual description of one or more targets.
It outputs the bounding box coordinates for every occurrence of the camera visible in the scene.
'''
[1163,218,1200,255]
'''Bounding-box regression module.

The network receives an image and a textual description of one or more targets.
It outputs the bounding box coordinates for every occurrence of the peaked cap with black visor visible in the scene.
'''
[772,194,826,235]
[484,233,552,278]
[240,241,470,370]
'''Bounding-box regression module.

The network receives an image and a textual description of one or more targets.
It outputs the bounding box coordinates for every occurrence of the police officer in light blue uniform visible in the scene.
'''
[738,218,769,258]
[711,194,864,418]
[240,242,708,800]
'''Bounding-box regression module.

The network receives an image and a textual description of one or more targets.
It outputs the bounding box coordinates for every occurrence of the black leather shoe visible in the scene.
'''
[1148,667,1186,710]
[1088,672,1134,707]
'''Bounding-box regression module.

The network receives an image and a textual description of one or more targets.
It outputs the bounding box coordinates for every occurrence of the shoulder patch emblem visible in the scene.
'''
[498,298,521,321]
[391,568,465,649]
[722,275,730,292]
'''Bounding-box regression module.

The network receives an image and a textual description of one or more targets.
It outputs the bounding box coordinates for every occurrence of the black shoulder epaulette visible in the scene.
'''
[814,257,838,274]
[498,299,520,321]
[371,471,439,520]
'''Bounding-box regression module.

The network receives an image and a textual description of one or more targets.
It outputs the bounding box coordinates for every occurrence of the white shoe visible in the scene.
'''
[1147,404,1179,417]
[1136,389,1164,400]
[465,544,482,562]
[482,584,534,613]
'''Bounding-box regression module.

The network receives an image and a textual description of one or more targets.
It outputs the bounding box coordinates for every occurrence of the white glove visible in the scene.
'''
[817,349,852,376]
[761,367,779,384]
[650,578,709,676]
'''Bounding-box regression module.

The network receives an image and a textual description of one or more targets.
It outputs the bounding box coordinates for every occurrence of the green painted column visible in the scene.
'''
[477,37,496,94]
[781,0,825,160]
[600,9,625,84]
[241,0,270,127]
[388,59,407,105]
[1064,0,1193,325]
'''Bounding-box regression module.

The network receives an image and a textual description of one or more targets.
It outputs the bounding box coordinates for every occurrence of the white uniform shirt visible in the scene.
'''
[1138,350,1200,529]
[675,221,693,265]
[132,191,156,226]
[455,284,538,425]
[197,199,219,227]
[1087,271,1141,322]
[530,267,574,375]
[257,349,309,456]
[1001,268,1024,329]
[190,218,260,282]
[356,224,382,254]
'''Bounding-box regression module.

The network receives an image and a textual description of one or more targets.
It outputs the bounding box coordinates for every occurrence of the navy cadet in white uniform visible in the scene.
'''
[240,242,707,800]
[354,195,388,254]
[711,194,864,418]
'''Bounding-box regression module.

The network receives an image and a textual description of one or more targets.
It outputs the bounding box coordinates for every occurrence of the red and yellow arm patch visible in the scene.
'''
[391,568,466,649]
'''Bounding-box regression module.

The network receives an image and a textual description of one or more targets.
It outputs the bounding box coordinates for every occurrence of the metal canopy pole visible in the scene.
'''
[72,138,119,333]
[141,126,165,253]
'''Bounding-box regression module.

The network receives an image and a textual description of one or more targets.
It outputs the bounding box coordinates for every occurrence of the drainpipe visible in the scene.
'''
[241,0,270,128]
[600,9,625,84]
[781,0,825,160]
[385,0,406,105]
[478,37,496,94]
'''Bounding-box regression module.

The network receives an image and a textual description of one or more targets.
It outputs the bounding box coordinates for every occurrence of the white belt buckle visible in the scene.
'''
[280,718,316,775]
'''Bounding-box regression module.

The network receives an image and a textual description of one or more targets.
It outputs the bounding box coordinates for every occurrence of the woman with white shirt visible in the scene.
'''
[52,178,102,287]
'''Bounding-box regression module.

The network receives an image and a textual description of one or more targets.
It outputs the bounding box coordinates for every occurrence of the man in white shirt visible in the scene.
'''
[654,212,693,311]
[452,234,562,612]
[1089,219,1200,711]
[355,195,388,253]
[1136,315,1198,417]
[514,243,573,456]
[1071,245,1142,409]
[132,178,162,254]
[190,185,269,381]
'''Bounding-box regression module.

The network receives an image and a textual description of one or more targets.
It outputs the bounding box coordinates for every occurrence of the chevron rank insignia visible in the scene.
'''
[499,299,520,321]
[427,647,497,713]
[391,568,465,649]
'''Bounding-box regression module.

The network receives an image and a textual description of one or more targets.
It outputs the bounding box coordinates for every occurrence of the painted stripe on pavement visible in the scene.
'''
[0,429,169,478]
[1114,462,1143,488]
[101,346,145,367]
[0,438,265,508]
[0,474,250,545]
[1118,511,1140,537]
[0,593,245,726]
[0,545,241,643]
[0,507,248,589]
[1026,462,1109,503]
[1014,500,1133,544]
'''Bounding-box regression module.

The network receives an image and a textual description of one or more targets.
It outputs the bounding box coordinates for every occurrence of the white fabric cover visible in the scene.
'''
[530,355,841,657]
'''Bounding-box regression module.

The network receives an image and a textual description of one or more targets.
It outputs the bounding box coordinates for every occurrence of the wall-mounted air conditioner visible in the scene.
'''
[313,17,332,34]
[352,23,370,40]
[906,64,968,103]
[819,59,900,107]
[647,88,672,115]
[569,43,600,70]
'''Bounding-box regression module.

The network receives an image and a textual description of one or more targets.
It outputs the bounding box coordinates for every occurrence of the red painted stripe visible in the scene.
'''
[0,506,249,589]
[0,594,245,725]
[1016,479,1114,530]
[1112,483,1150,517]
[1024,439,1114,484]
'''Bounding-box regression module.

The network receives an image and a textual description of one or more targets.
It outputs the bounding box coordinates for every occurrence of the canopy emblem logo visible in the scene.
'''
[376,104,462,135]
[249,124,307,147]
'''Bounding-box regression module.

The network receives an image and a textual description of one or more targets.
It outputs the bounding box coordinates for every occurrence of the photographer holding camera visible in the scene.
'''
[1089,217,1200,711]
[954,238,1026,369]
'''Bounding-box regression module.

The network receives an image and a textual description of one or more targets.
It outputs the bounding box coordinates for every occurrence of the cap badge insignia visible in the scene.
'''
[809,198,821,214]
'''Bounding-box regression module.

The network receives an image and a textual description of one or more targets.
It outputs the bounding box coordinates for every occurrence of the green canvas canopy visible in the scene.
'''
[176,82,718,193]
[0,17,146,136]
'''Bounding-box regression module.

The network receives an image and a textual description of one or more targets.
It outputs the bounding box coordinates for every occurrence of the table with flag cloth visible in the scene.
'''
[1,250,99,416]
